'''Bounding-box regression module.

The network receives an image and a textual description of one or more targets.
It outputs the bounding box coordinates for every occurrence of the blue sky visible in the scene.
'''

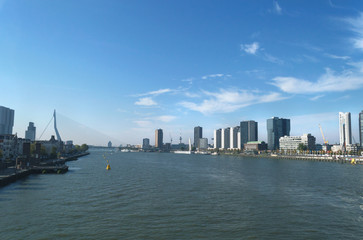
[1,0,363,146]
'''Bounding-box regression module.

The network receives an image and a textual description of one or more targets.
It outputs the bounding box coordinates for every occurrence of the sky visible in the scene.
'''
[1,0,363,146]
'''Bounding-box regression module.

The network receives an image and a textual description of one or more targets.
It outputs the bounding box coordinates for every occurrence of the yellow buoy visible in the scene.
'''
[106,164,111,170]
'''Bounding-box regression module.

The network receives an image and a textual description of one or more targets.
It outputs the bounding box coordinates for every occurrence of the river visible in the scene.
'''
[1,151,363,239]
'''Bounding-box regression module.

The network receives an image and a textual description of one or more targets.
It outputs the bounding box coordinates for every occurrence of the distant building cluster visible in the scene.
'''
[138,110,363,155]
[0,106,82,165]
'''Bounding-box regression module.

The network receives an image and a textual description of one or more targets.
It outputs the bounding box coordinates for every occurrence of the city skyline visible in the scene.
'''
[1,1,363,145]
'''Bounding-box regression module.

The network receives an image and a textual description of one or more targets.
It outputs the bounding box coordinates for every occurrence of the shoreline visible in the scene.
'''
[0,152,90,188]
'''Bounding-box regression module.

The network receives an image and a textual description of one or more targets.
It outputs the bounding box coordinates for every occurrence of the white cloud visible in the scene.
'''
[180,89,285,115]
[135,97,157,106]
[325,53,350,60]
[344,12,363,50]
[155,115,176,123]
[271,68,363,94]
[201,74,231,80]
[134,88,172,97]
[273,1,282,15]
[310,95,324,101]
[134,120,152,127]
[240,42,260,55]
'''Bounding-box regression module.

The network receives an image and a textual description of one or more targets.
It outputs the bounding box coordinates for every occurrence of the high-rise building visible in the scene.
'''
[360,110,363,148]
[199,138,208,150]
[339,112,352,147]
[230,126,240,149]
[267,117,290,150]
[214,129,221,149]
[25,122,36,141]
[142,138,150,149]
[0,106,14,135]
[221,128,230,149]
[240,121,258,148]
[155,129,163,149]
[108,141,112,148]
[194,126,203,148]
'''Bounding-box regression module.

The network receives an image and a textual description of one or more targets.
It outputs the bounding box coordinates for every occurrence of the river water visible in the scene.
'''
[1,151,363,239]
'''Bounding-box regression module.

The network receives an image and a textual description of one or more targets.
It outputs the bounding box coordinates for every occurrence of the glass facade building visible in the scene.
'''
[267,117,290,150]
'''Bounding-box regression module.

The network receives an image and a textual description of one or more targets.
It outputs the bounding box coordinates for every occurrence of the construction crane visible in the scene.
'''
[318,124,328,145]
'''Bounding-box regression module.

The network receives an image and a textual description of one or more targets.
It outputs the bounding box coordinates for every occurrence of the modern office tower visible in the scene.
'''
[267,117,290,150]
[155,129,163,149]
[360,110,363,147]
[221,128,230,149]
[230,126,240,149]
[199,138,208,150]
[194,126,203,148]
[279,134,316,151]
[142,138,150,149]
[339,112,352,146]
[240,120,258,148]
[0,106,15,135]
[25,122,36,141]
[214,128,222,149]
[108,141,112,148]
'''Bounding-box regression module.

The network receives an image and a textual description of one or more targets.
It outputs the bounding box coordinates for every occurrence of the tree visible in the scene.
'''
[80,144,89,152]
[298,143,307,151]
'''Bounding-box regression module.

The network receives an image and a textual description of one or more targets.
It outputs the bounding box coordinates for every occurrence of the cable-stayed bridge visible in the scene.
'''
[38,110,122,147]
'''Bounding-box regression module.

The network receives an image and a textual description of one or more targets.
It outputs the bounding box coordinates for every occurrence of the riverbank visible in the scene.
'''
[0,152,90,188]
[233,153,363,164]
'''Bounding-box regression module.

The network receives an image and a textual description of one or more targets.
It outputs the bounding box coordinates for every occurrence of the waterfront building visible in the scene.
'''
[108,141,112,148]
[142,138,150,149]
[214,129,221,149]
[240,121,258,148]
[199,138,208,150]
[279,134,316,151]
[331,144,342,153]
[221,128,230,149]
[0,134,17,160]
[359,110,363,148]
[155,129,163,149]
[267,117,290,150]
[229,126,240,149]
[339,112,352,147]
[0,106,14,135]
[194,126,203,148]
[244,141,268,152]
[25,122,36,141]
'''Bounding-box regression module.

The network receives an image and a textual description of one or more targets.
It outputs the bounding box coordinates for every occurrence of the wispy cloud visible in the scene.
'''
[180,89,286,115]
[134,120,152,127]
[273,1,282,15]
[135,97,157,106]
[344,12,363,50]
[271,68,363,94]
[310,95,324,101]
[155,115,177,123]
[325,53,350,60]
[134,88,173,97]
[201,73,231,80]
[263,53,284,64]
[240,42,260,55]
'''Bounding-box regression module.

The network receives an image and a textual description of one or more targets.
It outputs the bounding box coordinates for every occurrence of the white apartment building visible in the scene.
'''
[279,134,316,151]
[229,126,240,149]
[339,112,352,146]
